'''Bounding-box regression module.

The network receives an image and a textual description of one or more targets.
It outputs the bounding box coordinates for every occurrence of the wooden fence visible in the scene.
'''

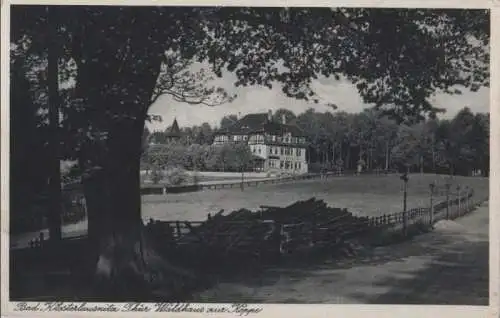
[278,186,481,254]
[23,180,485,265]
[140,184,482,258]
[141,169,399,194]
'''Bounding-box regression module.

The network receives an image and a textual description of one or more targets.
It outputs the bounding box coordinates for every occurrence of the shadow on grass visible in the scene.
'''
[9,206,488,304]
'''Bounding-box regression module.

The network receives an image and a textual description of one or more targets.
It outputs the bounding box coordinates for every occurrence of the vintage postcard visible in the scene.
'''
[1,1,498,318]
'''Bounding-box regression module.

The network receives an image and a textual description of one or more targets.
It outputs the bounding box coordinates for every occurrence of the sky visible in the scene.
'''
[147,70,490,131]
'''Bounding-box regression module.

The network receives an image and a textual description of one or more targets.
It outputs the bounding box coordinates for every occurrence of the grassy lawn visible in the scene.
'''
[11,173,487,248]
[141,173,489,222]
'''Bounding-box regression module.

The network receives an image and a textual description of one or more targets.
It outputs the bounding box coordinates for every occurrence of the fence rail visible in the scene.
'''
[276,186,479,254]
[142,169,399,194]
[22,178,486,265]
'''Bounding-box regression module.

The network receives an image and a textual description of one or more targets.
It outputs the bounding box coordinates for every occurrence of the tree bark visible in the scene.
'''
[47,6,62,242]
[72,28,194,300]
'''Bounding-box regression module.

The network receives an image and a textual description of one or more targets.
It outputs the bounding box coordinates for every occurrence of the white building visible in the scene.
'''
[213,110,309,174]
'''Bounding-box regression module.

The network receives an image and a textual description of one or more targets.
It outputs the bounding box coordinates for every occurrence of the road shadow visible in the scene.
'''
[356,239,489,305]
[190,214,489,304]
[10,205,489,304]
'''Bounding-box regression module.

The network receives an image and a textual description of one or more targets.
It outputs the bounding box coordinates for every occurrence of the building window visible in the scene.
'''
[280,161,284,169]
[280,147,284,155]
[258,148,261,154]
[298,163,301,169]
[296,148,301,156]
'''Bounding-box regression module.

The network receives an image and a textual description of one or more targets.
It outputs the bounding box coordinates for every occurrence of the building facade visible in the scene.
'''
[213,110,309,174]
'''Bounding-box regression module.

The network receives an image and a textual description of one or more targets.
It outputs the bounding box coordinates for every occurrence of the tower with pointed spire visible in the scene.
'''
[165,118,182,143]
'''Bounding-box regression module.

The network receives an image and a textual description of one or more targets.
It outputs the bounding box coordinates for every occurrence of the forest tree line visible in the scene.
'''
[143,107,489,176]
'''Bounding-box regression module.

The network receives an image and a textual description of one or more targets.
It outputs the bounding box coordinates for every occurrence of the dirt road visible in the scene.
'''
[193,202,489,305]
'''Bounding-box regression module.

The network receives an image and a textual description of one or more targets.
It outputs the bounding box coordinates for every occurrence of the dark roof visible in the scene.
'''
[165,118,181,137]
[216,113,306,137]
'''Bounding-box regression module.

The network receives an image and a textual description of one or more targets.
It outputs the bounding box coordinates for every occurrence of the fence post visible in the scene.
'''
[175,221,181,239]
[400,173,409,236]
[456,185,462,218]
[445,183,451,219]
[39,232,45,247]
[463,186,469,215]
[279,224,286,254]
[429,183,435,225]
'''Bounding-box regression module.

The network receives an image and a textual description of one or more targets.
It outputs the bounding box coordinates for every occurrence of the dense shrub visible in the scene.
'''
[164,166,189,186]
[151,167,164,184]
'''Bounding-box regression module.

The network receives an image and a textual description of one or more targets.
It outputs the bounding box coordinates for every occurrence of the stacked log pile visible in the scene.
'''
[174,210,278,262]
[146,197,375,262]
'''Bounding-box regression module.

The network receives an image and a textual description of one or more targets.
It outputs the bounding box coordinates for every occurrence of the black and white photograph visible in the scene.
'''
[3,2,494,313]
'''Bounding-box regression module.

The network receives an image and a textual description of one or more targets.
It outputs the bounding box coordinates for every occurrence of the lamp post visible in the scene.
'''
[429,183,435,225]
[400,172,409,236]
[445,183,451,220]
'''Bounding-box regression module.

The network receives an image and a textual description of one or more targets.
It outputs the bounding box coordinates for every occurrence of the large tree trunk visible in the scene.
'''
[73,28,194,300]
[47,6,62,242]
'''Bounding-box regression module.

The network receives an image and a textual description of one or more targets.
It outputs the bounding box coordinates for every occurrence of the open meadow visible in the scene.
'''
[10,173,488,250]
[141,173,489,222]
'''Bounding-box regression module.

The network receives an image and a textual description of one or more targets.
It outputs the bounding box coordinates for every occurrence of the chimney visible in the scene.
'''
[268,109,272,121]
[282,114,286,125]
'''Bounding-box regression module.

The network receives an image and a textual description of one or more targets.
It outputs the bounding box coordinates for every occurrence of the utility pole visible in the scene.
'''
[47,5,62,242]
